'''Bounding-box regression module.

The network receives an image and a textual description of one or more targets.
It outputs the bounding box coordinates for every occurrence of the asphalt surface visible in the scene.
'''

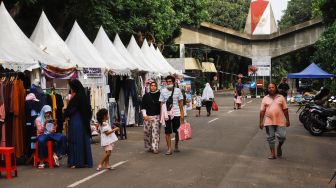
[1,93,336,188]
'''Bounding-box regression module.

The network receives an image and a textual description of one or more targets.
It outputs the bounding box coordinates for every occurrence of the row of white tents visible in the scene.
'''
[0,2,180,76]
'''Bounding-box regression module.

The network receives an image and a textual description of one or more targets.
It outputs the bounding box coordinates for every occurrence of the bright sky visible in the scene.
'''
[270,0,290,21]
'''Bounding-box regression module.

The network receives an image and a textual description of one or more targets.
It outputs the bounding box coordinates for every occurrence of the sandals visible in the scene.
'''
[53,153,60,167]
[268,156,276,160]
[96,165,102,171]
[105,166,115,170]
[147,148,153,153]
[38,163,45,169]
[165,150,172,155]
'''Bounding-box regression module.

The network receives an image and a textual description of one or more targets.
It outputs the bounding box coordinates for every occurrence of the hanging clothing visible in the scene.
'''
[12,80,26,157]
[30,84,46,111]
[119,88,126,113]
[25,95,40,155]
[0,82,5,123]
[127,97,135,125]
[108,102,118,126]
[0,82,5,147]
[51,94,57,120]
[124,79,138,108]
[46,94,52,107]
[4,80,13,147]
[55,94,64,133]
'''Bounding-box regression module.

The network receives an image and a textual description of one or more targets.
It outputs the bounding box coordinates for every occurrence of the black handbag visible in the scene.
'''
[166,87,175,111]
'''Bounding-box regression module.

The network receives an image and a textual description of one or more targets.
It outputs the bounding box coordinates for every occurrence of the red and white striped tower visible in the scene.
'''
[244,0,277,35]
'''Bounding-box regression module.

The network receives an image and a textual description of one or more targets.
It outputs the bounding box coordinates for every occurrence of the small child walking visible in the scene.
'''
[195,91,202,117]
[96,108,119,171]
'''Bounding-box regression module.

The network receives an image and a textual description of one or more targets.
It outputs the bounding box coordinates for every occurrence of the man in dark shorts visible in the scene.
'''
[160,76,184,155]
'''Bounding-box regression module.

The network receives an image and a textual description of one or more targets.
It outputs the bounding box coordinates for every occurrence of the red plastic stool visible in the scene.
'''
[0,147,17,179]
[34,140,54,168]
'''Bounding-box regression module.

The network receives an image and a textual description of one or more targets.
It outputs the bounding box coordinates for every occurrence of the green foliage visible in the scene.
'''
[64,0,209,43]
[272,48,315,84]
[274,0,319,85]
[320,0,336,25]
[278,0,314,29]
[207,0,249,31]
[314,22,336,74]
[313,0,336,93]
[4,0,209,44]
[312,0,324,18]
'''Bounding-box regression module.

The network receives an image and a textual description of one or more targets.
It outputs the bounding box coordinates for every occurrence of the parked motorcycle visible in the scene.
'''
[307,98,336,136]
[297,87,333,132]
[298,102,322,130]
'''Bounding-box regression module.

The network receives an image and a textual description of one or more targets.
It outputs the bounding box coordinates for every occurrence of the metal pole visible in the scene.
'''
[263,76,264,96]
[255,73,257,96]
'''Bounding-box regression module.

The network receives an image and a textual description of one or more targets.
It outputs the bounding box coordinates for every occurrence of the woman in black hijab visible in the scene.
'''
[64,79,93,168]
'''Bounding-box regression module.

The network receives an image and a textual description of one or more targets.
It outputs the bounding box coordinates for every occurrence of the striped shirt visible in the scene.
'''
[159,88,183,116]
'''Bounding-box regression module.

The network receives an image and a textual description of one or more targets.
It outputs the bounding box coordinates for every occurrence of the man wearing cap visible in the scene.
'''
[278,78,290,100]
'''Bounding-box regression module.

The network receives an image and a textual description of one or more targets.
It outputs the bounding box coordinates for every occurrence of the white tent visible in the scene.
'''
[149,44,180,75]
[150,44,182,75]
[141,39,168,75]
[93,27,130,75]
[0,2,70,71]
[113,34,149,72]
[65,21,108,69]
[30,11,79,67]
[127,36,160,74]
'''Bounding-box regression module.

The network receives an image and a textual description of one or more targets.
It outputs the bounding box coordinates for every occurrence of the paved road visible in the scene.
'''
[1,94,335,188]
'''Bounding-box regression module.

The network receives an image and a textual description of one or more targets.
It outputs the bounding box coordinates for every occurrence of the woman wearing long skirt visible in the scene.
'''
[141,81,161,154]
[64,79,93,168]
[202,83,214,116]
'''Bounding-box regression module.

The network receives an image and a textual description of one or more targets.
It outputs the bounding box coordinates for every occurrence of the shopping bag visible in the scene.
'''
[179,122,192,141]
[212,100,218,111]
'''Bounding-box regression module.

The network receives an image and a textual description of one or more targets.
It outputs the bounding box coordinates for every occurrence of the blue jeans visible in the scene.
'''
[37,133,67,160]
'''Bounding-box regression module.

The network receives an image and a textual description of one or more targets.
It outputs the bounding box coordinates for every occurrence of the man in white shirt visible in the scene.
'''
[160,76,184,155]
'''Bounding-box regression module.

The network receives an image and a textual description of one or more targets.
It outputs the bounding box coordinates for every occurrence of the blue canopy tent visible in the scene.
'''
[287,63,335,78]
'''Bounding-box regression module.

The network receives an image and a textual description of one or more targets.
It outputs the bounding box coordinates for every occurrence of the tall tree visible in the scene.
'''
[273,0,318,84]
[207,0,249,31]
[313,0,336,92]
[278,0,315,29]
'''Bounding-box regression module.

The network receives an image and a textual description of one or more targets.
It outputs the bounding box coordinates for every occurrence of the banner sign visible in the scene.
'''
[82,68,102,78]
[255,65,271,76]
[252,56,271,76]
